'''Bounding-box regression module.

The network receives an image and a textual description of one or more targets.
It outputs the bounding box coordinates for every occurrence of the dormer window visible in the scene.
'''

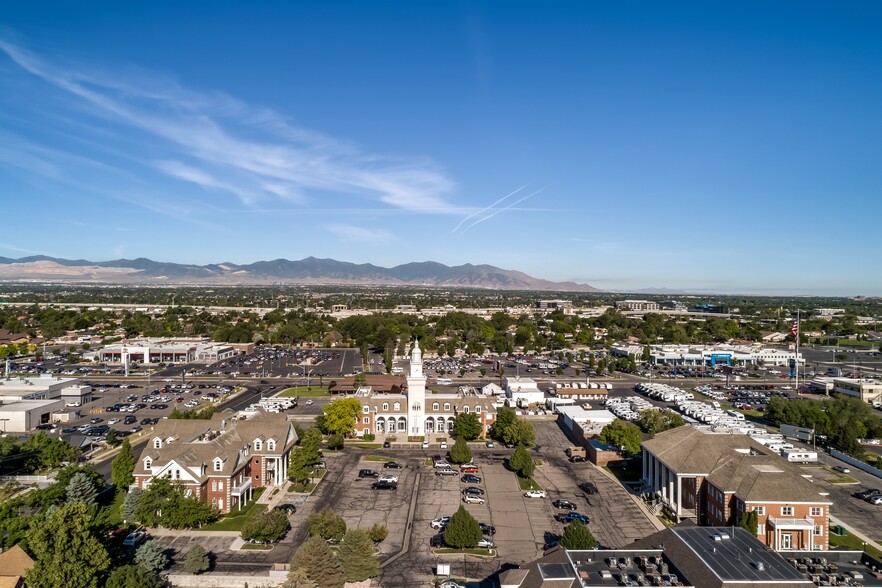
[362,406,369,414]
[444,403,450,411]
[144,458,152,470]
[153,438,162,449]
[432,402,439,410]
[475,406,481,413]
[382,403,389,411]
[214,458,223,472]
[463,406,470,413]
[267,439,276,451]
[393,402,401,412]
[254,439,262,451]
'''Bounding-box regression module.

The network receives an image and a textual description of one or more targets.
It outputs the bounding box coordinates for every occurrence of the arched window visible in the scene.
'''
[153,438,162,449]
[267,439,276,451]
[253,439,262,451]
[432,402,439,410]
[463,406,470,413]
[393,402,401,411]
[362,405,369,414]
[382,403,389,411]
[444,403,450,411]
[214,458,223,472]
[475,405,481,413]
[144,458,152,469]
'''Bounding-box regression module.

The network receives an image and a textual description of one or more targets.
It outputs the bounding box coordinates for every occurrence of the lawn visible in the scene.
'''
[828,475,859,484]
[241,543,274,550]
[604,459,643,483]
[105,489,125,526]
[279,386,329,397]
[830,530,882,559]
[200,488,266,532]
[516,475,543,491]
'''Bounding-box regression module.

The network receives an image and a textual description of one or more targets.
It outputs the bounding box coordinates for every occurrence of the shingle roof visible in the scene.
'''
[642,426,762,474]
[133,411,296,481]
[0,545,33,579]
[706,453,831,504]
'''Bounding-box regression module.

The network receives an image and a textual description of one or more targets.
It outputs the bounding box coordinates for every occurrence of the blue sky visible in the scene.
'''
[1,1,881,295]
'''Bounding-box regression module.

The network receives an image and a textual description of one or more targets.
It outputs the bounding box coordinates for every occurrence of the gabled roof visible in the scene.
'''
[0,545,34,579]
[642,426,761,474]
[706,453,831,504]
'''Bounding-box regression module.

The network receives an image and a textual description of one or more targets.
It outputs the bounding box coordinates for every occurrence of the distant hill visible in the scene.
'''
[0,256,598,292]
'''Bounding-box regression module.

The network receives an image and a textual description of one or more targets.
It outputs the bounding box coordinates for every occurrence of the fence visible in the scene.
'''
[830,449,882,479]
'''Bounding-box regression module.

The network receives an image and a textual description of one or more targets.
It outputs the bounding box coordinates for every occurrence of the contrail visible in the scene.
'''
[452,184,528,233]
[459,187,545,233]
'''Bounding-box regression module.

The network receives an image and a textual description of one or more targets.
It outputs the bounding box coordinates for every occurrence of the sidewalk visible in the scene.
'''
[594,463,666,532]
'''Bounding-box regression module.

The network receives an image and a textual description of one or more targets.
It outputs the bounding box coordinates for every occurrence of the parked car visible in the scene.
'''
[578,481,598,495]
[383,440,392,448]
[463,494,486,504]
[430,516,451,529]
[871,495,882,506]
[555,512,590,524]
[358,469,379,478]
[383,461,403,469]
[833,465,851,474]
[430,534,446,547]
[372,480,398,491]
[462,486,484,496]
[378,475,398,483]
[524,490,547,499]
[479,523,496,535]
[476,536,495,549]
[459,465,479,473]
[461,474,482,484]
[122,531,146,547]
[421,441,429,449]
[275,503,297,514]
[553,499,578,510]
[569,455,585,463]
[485,441,495,448]
[434,459,451,469]
[436,468,458,477]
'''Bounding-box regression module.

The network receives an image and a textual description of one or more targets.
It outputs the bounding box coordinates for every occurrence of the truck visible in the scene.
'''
[566,446,587,460]
[782,450,818,464]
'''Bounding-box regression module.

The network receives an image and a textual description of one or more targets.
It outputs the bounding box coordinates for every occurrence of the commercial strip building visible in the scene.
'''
[615,300,660,312]
[95,337,252,365]
[497,525,819,588]
[133,411,297,514]
[832,378,882,404]
[349,342,496,438]
[610,343,802,367]
[642,426,831,551]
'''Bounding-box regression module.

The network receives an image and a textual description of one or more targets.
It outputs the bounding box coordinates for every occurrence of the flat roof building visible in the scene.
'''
[833,378,882,404]
[97,338,242,365]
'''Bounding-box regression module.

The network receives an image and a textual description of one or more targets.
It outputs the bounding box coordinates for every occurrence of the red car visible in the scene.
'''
[460,465,479,474]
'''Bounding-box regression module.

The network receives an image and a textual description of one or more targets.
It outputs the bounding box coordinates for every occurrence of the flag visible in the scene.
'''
[791,321,799,337]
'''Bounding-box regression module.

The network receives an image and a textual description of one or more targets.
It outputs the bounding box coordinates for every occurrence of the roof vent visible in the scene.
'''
[754,561,765,572]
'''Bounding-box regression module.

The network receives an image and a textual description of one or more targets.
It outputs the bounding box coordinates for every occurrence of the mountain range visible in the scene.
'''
[0,256,598,292]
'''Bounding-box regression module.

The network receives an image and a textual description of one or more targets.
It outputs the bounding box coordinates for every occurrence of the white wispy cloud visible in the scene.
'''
[0,39,457,212]
[324,223,395,243]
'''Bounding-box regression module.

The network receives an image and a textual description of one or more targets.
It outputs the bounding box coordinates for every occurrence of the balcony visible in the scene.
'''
[231,477,252,496]
[767,515,815,530]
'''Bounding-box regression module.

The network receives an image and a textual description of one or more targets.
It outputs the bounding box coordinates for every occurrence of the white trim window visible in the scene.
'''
[810,507,823,517]
[813,525,823,536]
[144,458,152,470]
[214,458,223,472]
[754,506,765,515]
[267,440,276,451]
[254,439,263,451]
[781,506,794,516]
[153,438,162,449]
[432,402,439,410]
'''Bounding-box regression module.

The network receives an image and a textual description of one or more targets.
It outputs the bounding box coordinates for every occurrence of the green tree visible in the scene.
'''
[25,501,111,588]
[122,487,142,523]
[337,528,379,582]
[135,540,169,574]
[290,536,345,588]
[636,410,685,436]
[449,437,472,464]
[600,420,643,455]
[443,505,483,549]
[327,433,344,449]
[241,508,290,543]
[308,507,347,543]
[105,565,165,588]
[738,510,759,535]
[284,567,319,588]
[65,471,98,506]
[492,406,516,441]
[367,523,388,542]
[559,520,597,549]
[501,418,536,447]
[184,543,211,574]
[322,397,362,436]
[289,426,323,483]
[105,429,118,446]
[112,438,135,490]
[509,445,535,479]
[452,412,482,440]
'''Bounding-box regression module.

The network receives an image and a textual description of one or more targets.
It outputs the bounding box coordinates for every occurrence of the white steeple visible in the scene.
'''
[406,339,426,436]
[410,338,423,377]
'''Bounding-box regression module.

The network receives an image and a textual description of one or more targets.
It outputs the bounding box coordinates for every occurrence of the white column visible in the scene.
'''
[676,476,682,521]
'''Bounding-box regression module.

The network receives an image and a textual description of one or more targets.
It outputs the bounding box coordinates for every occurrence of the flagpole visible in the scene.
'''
[795,310,800,393]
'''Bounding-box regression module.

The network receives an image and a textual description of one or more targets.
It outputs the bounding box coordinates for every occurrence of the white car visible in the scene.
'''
[107,418,120,425]
[524,490,547,499]
[463,494,486,504]
[476,536,495,549]
[871,496,882,506]
[378,475,398,483]
[430,516,451,529]
[306,399,314,405]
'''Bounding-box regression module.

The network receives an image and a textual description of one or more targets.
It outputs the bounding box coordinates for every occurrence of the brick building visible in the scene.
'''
[642,426,832,551]
[133,411,297,513]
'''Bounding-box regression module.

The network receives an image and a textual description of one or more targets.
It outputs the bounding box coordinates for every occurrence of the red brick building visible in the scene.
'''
[642,426,832,551]
[133,411,297,513]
